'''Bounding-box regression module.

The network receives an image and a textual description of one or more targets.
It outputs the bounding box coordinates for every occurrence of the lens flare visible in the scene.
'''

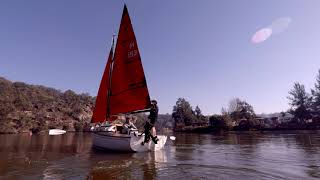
[251,17,291,44]
[251,28,272,44]
[270,17,292,34]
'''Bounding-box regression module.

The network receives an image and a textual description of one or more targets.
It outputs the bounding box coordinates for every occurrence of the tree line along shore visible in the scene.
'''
[172,69,320,132]
[1,69,320,134]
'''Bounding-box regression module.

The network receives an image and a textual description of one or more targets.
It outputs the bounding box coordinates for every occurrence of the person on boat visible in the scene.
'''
[142,100,159,145]
[122,116,137,134]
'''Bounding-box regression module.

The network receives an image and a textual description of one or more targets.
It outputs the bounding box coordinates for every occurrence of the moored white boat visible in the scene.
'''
[49,129,66,135]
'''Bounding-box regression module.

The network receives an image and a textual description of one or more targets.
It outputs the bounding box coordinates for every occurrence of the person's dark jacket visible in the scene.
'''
[148,104,158,125]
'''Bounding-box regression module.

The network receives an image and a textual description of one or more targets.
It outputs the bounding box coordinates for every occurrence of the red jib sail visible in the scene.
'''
[92,5,151,122]
[109,5,151,115]
[91,48,113,123]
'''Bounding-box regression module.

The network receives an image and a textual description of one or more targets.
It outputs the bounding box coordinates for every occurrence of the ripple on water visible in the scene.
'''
[1,132,320,179]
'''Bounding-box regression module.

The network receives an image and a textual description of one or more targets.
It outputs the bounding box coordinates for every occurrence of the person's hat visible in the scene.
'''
[151,100,157,104]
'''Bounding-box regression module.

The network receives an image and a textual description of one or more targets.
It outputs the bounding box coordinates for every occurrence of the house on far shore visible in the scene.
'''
[278,113,294,123]
[256,112,294,128]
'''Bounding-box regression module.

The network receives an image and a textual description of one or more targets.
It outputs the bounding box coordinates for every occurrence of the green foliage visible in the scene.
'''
[74,121,84,132]
[288,82,312,121]
[209,115,228,130]
[0,77,95,133]
[219,98,257,130]
[0,78,15,117]
[134,113,173,132]
[155,114,173,132]
[172,98,197,126]
[226,98,256,122]
[311,70,320,116]
[0,100,14,118]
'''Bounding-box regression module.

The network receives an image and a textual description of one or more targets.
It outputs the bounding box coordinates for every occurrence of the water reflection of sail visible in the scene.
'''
[132,150,168,164]
[88,150,168,179]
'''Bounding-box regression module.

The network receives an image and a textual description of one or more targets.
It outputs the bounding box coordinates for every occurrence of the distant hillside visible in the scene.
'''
[0,77,95,133]
[133,113,174,133]
[0,77,173,134]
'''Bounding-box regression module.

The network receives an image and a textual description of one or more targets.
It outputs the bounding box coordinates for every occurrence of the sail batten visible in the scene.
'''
[92,5,151,122]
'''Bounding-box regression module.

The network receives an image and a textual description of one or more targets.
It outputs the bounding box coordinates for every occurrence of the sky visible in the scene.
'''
[1,0,320,115]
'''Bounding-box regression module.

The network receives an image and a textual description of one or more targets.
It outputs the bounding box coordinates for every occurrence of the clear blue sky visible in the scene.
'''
[1,1,320,115]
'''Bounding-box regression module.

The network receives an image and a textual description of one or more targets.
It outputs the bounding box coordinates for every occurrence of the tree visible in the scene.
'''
[220,98,258,130]
[209,115,225,129]
[228,98,241,114]
[311,70,320,116]
[172,98,197,126]
[226,98,256,122]
[288,82,312,121]
[155,114,173,133]
[220,107,234,128]
[209,114,233,130]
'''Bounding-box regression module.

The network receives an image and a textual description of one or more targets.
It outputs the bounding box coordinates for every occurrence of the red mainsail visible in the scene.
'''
[109,5,151,115]
[92,5,151,122]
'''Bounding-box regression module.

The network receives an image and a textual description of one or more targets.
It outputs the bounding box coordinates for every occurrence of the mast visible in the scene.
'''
[106,35,116,121]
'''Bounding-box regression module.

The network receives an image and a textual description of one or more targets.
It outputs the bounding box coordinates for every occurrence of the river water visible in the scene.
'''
[0,131,319,180]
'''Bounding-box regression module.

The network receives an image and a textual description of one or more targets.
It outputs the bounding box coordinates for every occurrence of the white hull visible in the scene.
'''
[92,131,167,152]
[49,129,66,135]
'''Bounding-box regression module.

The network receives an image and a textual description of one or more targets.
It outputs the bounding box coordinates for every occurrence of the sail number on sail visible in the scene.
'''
[128,41,138,59]
[128,50,138,58]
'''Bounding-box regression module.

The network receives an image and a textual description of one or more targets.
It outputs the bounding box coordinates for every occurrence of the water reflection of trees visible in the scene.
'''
[292,131,320,151]
[0,133,93,177]
[175,132,273,146]
[291,131,320,178]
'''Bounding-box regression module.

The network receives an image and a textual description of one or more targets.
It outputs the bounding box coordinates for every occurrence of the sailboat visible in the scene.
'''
[91,5,167,152]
